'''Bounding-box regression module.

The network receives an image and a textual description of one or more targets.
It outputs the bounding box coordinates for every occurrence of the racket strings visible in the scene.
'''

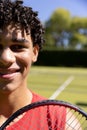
[66,108,87,130]
[66,109,80,129]
[5,113,26,130]
[3,105,65,130]
[0,101,87,130]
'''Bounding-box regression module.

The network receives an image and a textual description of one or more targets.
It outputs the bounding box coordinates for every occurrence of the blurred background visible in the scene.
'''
[24,0,87,67]
[24,0,87,112]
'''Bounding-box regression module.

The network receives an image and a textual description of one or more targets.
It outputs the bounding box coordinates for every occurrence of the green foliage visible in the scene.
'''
[50,8,71,31]
[74,33,87,44]
[71,17,87,30]
[44,8,87,50]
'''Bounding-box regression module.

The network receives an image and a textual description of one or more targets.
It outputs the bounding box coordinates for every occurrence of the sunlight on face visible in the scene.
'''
[0,23,39,93]
[2,24,30,42]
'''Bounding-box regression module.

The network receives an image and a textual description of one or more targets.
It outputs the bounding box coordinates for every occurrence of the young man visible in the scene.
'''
[0,0,67,129]
[0,0,82,129]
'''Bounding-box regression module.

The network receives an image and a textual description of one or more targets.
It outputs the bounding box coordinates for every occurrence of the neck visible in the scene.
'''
[0,87,32,117]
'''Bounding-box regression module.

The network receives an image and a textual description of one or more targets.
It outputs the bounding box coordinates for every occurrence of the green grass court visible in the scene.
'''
[28,66,87,112]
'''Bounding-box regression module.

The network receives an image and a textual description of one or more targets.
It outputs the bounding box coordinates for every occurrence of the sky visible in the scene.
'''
[23,0,87,23]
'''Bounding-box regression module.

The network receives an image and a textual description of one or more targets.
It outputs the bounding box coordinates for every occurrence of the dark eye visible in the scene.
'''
[10,45,24,52]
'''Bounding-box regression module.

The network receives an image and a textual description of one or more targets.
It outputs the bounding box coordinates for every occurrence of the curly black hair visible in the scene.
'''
[0,0,45,50]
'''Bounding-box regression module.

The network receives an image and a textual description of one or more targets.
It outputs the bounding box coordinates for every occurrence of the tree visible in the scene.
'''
[44,8,87,50]
[44,8,71,47]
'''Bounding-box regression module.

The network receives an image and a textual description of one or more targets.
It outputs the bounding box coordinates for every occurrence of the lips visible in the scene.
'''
[0,68,20,79]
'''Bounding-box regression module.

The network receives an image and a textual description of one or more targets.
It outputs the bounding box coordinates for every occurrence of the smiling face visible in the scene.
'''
[0,24,39,93]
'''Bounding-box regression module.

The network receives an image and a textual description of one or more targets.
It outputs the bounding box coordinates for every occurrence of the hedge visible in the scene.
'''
[34,50,87,67]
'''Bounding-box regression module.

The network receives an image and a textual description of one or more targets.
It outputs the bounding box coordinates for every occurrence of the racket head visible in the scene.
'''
[0,100,87,130]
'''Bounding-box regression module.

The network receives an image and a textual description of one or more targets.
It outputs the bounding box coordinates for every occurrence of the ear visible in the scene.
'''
[32,45,39,63]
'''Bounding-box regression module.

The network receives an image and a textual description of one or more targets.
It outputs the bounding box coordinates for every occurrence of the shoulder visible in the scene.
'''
[31,92,46,103]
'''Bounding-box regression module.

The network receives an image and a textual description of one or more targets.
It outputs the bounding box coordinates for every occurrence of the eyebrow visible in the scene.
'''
[12,38,29,43]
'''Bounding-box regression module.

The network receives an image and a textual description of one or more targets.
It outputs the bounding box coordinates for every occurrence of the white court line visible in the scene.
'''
[49,76,74,100]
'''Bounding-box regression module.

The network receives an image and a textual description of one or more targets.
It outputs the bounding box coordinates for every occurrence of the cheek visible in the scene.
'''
[18,52,33,71]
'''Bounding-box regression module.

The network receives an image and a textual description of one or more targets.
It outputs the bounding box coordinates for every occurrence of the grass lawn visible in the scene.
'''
[28,66,87,112]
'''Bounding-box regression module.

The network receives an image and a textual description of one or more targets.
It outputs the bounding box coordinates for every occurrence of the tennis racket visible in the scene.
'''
[0,100,87,130]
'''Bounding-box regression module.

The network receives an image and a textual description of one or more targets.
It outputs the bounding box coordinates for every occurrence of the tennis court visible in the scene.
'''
[28,66,87,112]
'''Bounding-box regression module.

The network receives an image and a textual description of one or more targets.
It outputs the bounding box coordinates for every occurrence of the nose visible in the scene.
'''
[0,47,15,67]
